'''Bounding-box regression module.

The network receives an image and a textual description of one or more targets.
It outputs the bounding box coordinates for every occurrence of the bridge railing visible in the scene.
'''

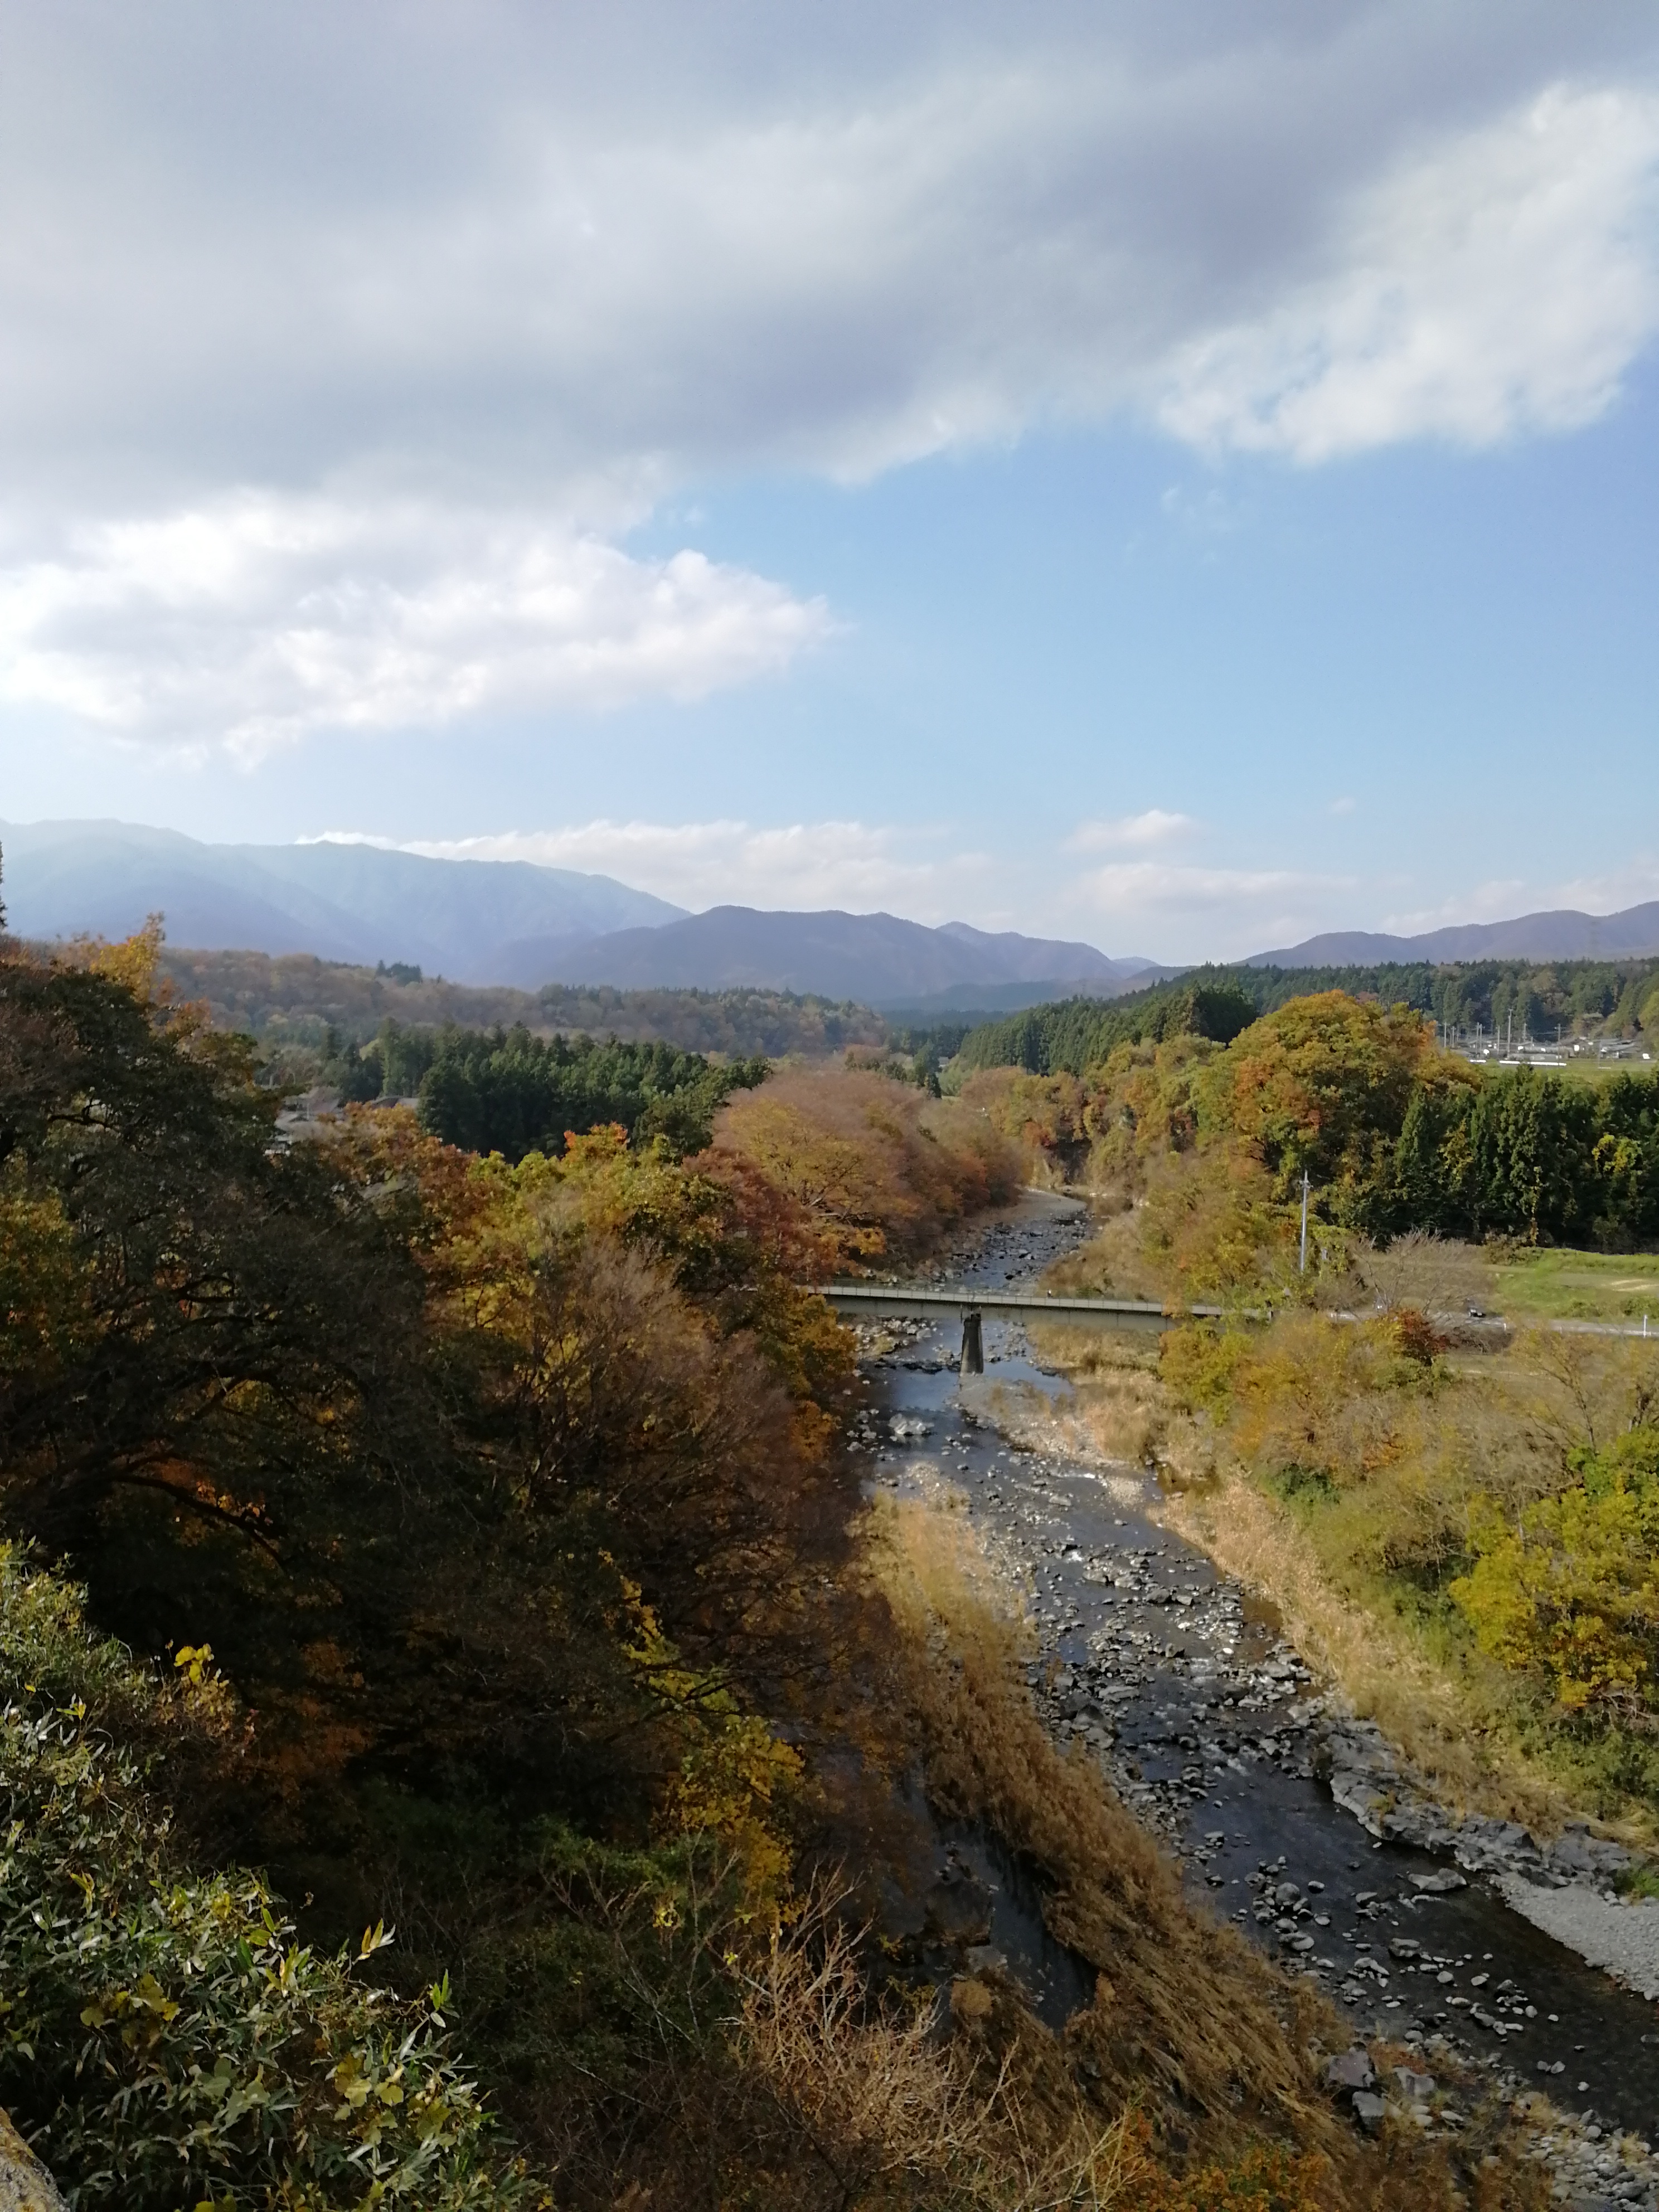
[812,1282,1235,1335]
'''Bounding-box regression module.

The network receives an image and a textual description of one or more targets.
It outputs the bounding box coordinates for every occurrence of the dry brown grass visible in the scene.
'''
[865,1492,1338,2153]
[739,1903,1172,2212]
[1015,1330,1221,1487]
[541,1478,1537,2210]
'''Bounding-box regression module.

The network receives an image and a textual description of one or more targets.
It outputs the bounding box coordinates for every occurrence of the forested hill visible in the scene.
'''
[955,978,1258,1075]
[342,1022,770,1162]
[955,955,1659,1075]
[154,944,886,1056]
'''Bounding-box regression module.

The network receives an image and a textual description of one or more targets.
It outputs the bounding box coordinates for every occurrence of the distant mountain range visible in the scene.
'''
[1251,900,1659,968]
[0,819,685,984]
[12,817,1650,1011]
[0,820,1154,1008]
[532,908,1159,1005]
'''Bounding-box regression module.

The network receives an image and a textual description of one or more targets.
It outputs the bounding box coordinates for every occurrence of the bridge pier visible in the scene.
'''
[959,1309,983,1376]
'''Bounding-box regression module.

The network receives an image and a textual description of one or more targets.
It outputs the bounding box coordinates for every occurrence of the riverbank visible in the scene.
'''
[1158,1472,1659,1987]
[860,1192,1659,2191]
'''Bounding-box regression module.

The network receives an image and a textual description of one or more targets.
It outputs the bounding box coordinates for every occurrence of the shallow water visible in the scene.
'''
[861,1199,1659,2140]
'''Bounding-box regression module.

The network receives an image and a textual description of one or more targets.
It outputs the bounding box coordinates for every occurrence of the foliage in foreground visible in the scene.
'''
[0,1546,521,2211]
[0,921,1498,2209]
[1454,1425,1659,1727]
[0,1532,1374,2212]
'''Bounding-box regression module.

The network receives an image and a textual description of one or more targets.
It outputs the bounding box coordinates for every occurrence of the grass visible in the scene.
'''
[1491,1246,1659,1325]
[861,1487,1551,2209]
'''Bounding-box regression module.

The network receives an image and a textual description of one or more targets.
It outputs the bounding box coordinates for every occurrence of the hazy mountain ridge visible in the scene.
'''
[1253,900,1659,967]
[0,822,1151,1006]
[536,904,1152,1005]
[0,820,686,982]
[13,817,1656,1005]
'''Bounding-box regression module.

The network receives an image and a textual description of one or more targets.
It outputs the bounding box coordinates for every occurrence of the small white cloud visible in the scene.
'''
[378,818,992,921]
[1066,809,1197,852]
[1379,862,1659,936]
[1541,860,1659,915]
[1072,858,1357,955]
[0,494,832,759]
[1328,795,1357,816]
[1157,85,1659,462]
[1078,860,1354,914]
[1376,879,1531,933]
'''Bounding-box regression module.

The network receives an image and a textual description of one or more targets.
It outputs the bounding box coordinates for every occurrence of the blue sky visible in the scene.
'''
[2,4,1657,960]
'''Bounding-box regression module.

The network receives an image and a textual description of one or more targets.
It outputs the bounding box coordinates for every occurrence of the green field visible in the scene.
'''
[1491,1245,1659,1323]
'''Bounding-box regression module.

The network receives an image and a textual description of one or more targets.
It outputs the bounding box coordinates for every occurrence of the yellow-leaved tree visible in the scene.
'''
[1453,1428,1659,1723]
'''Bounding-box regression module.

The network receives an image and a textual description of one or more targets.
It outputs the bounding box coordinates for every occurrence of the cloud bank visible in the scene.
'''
[0,498,829,757]
[1159,85,1659,460]
[1,4,1656,752]
[367,819,993,922]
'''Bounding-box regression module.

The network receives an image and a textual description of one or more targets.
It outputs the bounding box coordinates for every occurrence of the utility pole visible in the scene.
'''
[1299,1170,1310,1276]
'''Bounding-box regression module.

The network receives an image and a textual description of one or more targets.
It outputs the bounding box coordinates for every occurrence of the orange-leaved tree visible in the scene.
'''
[1201,992,1439,1208]
[712,1066,1019,1270]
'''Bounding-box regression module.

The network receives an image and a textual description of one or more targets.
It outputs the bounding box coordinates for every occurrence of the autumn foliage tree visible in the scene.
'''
[711,1066,1020,1270]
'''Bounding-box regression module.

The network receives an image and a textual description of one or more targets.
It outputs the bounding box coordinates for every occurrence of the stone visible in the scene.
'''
[1326,2049,1376,2093]
[1351,2091,1388,2132]
[964,1944,1007,1976]
[1394,2067,1435,2100]
[1409,1869,1468,1894]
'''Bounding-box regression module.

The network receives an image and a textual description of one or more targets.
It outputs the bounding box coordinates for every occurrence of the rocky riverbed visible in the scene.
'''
[855,1194,1659,2207]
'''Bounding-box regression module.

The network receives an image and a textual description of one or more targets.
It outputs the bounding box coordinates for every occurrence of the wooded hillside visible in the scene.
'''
[957,955,1659,1076]
[152,944,887,1058]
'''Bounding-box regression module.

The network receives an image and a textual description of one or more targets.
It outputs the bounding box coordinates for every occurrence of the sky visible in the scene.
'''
[1,1,1657,962]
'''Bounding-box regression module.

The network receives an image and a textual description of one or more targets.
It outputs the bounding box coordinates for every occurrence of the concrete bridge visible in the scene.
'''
[814,1281,1231,1371]
[817,1282,1658,1371]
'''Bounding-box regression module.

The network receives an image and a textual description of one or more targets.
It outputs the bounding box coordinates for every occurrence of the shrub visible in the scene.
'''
[1452,1428,1659,1724]
[0,1544,524,2211]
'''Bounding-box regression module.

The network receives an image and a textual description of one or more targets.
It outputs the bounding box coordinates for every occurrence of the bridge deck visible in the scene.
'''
[814,1283,1228,1333]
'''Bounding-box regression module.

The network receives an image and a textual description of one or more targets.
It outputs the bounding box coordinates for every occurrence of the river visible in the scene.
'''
[858,1193,1659,2168]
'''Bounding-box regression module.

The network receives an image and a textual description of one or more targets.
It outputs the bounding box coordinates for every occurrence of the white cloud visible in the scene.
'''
[1074,858,1358,957]
[0,496,830,756]
[1328,795,1358,816]
[3,16,1658,759]
[3,17,1657,507]
[1157,86,1659,460]
[1066,809,1197,852]
[1541,859,1659,915]
[1079,861,1354,912]
[355,818,992,921]
[1376,879,1532,933]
